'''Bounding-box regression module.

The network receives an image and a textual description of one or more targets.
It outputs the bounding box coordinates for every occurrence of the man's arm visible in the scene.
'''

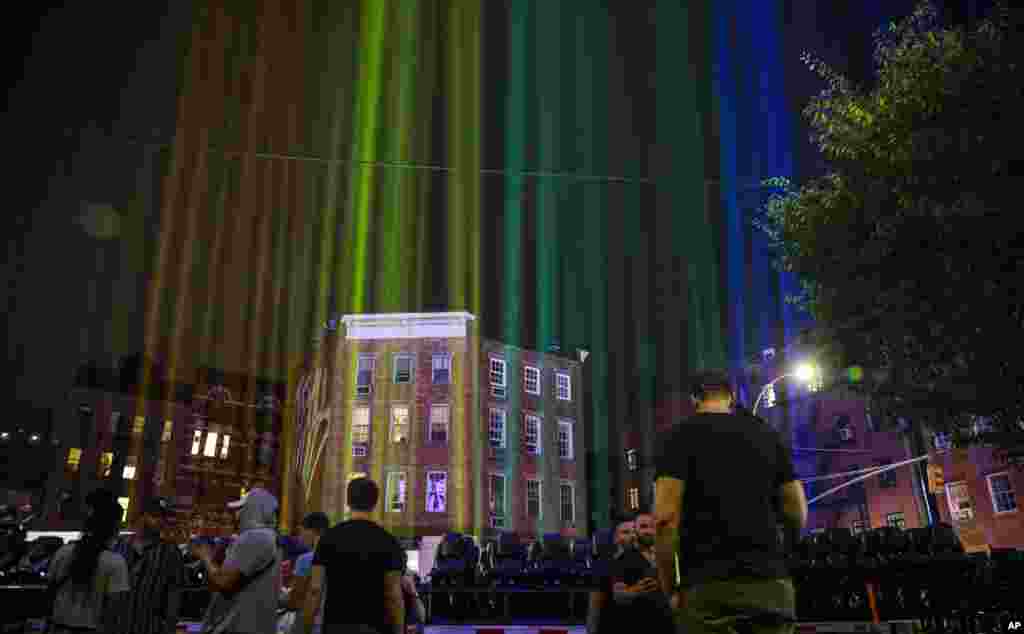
[778,480,808,531]
[164,547,185,634]
[101,591,129,634]
[586,589,607,634]
[302,565,324,634]
[383,571,405,634]
[612,578,661,604]
[654,477,684,598]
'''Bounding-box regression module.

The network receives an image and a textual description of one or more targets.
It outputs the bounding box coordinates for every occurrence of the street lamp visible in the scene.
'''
[753,363,819,416]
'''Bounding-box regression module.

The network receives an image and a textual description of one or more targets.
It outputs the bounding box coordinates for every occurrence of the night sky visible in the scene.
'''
[6,0,977,425]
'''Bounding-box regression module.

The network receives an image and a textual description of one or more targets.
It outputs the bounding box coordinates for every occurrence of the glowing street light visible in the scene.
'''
[753,362,819,416]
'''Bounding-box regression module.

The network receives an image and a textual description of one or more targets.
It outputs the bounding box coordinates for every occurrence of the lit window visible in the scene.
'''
[526,479,542,518]
[99,452,113,478]
[387,472,407,513]
[220,435,231,459]
[525,415,541,455]
[66,448,82,472]
[123,463,136,480]
[489,473,506,517]
[763,383,777,409]
[886,512,906,530]
[352,407,370,449]
[391,405,410,443]
[191,430,203,455]
[489,359,506,388]
[394,355,414,384]
[987,473,1017,514]
[524,366,541,395]
[489,409,506,449]
[944,481,974,520]
[560,483,575,522]
[161,420,173,442]
[429,404,449,444]
[628,487,640,510]
[133,416,145,434]
[432,354,451,384]
[626,449,639,471]
[556,373,571,401]
[356,357,375,395]
[558,420,574,460]
[204,432,219,457]
[426,471,447,513]
[116,497,130,523]
[851,520,867,535]
[933,432,952,450]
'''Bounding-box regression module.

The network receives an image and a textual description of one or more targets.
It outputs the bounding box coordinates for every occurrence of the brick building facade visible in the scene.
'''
[284,313,588,539]
[43,358,284,536]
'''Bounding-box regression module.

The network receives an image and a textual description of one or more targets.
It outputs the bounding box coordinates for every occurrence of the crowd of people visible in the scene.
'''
[43,369,808,634]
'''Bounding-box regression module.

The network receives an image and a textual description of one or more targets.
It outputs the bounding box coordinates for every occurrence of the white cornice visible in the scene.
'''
[341,312,476,340]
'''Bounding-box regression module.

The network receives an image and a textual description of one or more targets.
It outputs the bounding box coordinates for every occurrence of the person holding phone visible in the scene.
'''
[609,512,673,633]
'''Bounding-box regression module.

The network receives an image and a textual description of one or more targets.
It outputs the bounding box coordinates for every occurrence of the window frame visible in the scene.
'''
[885,511,906,530]
[489,358,507,388]
[489,473,506,518]
[432,354,451,385]
[557,419,574,460]
[945,480,974,521]
[386,471,407,513]
[489,408,507,450]
[393,354,415,384]
[429,403,450,445]
[351,406,371,450]
[524,366,541,395]
[627,486,640,511]
[526,478,542,518]
[556,372,572,401]
[425,470,448,513]
[391,404,410,443]
[356,356,376,395]
[559,482,575,523]
[986,472,1018,515]
[524,414,541,455]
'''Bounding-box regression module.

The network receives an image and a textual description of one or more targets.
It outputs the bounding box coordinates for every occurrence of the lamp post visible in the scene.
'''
[752,363,818,416]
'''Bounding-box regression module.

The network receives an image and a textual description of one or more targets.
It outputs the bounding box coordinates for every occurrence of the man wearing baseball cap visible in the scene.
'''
[195,488,280,634]
[117,496,185,634]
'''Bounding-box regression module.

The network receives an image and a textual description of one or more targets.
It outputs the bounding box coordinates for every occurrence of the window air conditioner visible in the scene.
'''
[352,445,368,457]
[356,384,372,397]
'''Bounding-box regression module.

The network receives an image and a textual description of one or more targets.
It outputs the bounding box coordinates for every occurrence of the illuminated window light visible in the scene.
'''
[116,497,130,523]
[161,420,173,442]
[764,383,777,409]
[66,448,82,471]
[220,435,230,459]
[123,465,136,480]
[203,432,219,457]
[100,452,113,478]
[191,430,203,455]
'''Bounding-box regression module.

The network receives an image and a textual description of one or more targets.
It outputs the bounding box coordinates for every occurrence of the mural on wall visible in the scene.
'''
[294,368,332,503]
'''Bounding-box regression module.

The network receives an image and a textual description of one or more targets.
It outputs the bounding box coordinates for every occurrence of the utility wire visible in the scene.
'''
[807,453,931,505]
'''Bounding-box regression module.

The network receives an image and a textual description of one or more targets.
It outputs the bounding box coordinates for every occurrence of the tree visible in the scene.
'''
[757,2,1024,450]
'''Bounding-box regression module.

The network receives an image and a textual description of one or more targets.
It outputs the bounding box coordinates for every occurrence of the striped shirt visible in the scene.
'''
[114,537,185,634]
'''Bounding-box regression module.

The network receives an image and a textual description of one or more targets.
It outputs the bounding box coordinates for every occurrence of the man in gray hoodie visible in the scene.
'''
[193,488,280,634]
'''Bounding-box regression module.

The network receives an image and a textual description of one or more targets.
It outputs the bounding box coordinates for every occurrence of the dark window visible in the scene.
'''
[878,460,897,488]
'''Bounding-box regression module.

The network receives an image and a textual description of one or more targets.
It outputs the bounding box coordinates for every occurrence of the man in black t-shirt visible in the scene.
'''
[653,371,808,634]
[608,513,673,633]
[303,478,405,634]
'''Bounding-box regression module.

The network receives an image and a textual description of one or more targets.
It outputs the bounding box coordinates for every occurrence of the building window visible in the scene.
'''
[99,452,113,478]
[524,415,541,455]
[432,354,451,384]
[161,420,173,443]
[489,409,506,449]
[387,472,407,513]
[110,411,121,433]
[133,416,145,434]
[851,519,867,535]
[945,481,975,521]
[489,473,506,517]
[987,473,1018,514]
[356,357,375,395]
[220,435,231,459]
[626,449,639,472]
[526,479,542,518]
[191,430,203,456]
[203,432,219,457]
[556,372,572,401]
[429,404,449,444]
[886,512,906,530]
[878,460,896,488]
[117,497,130,523]
[394,355,414,384]
[122,457,137,481]
[391,405,410,443]
[835,415,853,442]
[66,448,82,473]
[558,420,574,460]
[628,487,640,511]
[524,366,541,395]
[933,432,952,450]
[490,358,507,397]
[352,407,370,453]
[426,471,447,513]
[560,483,575,523]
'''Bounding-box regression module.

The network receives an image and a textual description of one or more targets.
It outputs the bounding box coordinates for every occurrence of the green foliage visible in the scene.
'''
[758,2,1024,442]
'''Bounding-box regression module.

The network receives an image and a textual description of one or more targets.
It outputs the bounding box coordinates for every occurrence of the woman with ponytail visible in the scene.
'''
[47,489,130,633]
